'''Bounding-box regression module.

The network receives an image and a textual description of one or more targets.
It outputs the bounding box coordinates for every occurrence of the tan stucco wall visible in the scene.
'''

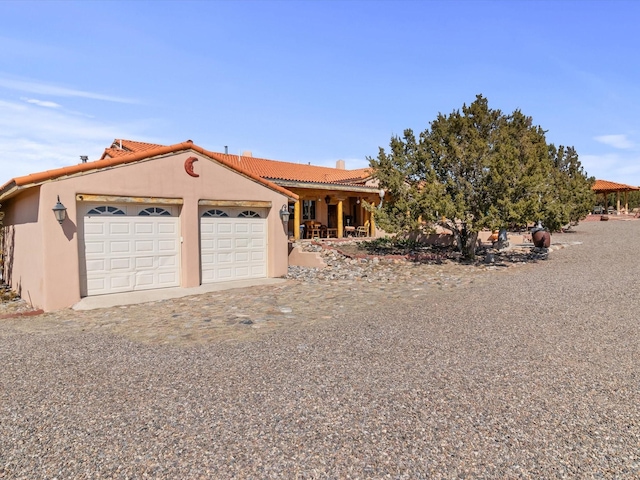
[3,151,290,311]
[2,188,44,306]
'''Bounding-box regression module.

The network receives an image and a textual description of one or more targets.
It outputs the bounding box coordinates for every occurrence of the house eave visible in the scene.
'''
[269,179,380,194]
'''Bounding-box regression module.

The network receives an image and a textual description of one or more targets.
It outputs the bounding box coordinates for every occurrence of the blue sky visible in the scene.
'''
[1,0,639,185]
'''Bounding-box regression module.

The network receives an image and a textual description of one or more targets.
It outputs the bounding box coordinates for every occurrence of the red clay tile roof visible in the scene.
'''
[100,139,165,159]
[592,179,640,193]
[103,139,373,185]
[0,141,298,201]
[0,138,375,201]
[207,153,372,185]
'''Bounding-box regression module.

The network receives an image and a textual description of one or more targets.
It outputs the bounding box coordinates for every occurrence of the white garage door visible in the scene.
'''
[83,205,180,296]
[200,209,267,283]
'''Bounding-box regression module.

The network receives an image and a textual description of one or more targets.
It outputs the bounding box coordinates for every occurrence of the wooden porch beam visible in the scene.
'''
[294,199,301,240]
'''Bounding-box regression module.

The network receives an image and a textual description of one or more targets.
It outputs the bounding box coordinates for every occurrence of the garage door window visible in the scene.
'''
[139,207,172,216]
[238,210,261,218]
[87,206,125,215]
[202,209,228,217]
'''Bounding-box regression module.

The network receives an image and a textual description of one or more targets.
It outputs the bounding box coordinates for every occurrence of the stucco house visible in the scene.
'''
[0,141,298,311]
[102,140,384,239]
[0,139,384,312]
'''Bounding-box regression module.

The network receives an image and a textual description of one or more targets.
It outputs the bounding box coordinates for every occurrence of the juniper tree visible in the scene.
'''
[369,95,593,259]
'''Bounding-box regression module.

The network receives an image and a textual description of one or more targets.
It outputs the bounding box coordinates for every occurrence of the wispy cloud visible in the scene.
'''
[581,152,640,185]
[594,134,634,149]
[0,99,150,180]
[0,76,137,104]
[21,97,60,108]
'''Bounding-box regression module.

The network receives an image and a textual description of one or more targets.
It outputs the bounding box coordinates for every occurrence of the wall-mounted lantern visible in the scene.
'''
[325,195,331,205]
[279,204,290,223]
[52,196,67,224]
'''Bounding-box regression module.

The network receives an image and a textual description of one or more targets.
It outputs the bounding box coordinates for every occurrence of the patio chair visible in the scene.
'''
[355,221,370,237]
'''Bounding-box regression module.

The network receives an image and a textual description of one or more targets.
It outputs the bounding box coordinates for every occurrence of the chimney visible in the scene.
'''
[242,151,253,157]
[336,159,345,170]
[224,146,228,154]
[80,155,88,163]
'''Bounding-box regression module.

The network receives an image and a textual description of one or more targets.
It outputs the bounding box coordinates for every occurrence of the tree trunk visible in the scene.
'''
[458,227,478,261]
[440,221,479,260]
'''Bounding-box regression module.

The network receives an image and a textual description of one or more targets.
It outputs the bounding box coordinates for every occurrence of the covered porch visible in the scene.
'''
[283,184,384,239]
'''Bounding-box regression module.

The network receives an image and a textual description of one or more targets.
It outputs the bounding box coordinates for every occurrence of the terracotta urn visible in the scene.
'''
[531,229,551,248]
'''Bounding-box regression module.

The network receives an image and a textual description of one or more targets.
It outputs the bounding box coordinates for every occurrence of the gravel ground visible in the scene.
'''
[2,220,640,478]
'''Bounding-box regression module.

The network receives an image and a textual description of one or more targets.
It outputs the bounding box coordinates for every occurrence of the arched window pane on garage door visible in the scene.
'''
[87,206,125,215]
[139,207,172,216]
[202,209,228,217]
[238,210,261,218]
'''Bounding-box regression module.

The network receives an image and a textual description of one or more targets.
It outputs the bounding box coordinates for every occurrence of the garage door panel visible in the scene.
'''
[84,211,180,296]
[134,223,154,234]
[85,223,105,235]
[86,259,106,272]
[234,224,250,234]
[251,223,265,234]
[158,223,177,234]
[135,273,154,286]
[217,223,233,234]
[251,251,265,261]
[217,238,233,249]
[134,256,154,268]
[217,268,233,279]
[217,253,233,264]
[234,266,250,277]
[251,265,266,275]
[201,271,214,282]
[234,252,249,262]
[85,241,105,254]
[110,275,133,290]
[135,240,155,253]
[110,223,131,235]
[87,277,106,292]
[235,238,249,248]
[158,240,178,252]
[110,258,131,270]
[158,255,177,267]
[110,241,132,253]
[200,216,267,284]
[251,238,265,248]
[201,223,215,235]
[158,271,178,284]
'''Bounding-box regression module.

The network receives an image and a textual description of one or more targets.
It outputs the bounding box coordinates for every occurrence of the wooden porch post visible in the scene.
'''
[370,208,376,237]
[294,199,301,240]
[337,199,344,238]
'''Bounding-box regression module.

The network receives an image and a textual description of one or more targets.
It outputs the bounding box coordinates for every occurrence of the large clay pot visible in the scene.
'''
[531,229,551,248]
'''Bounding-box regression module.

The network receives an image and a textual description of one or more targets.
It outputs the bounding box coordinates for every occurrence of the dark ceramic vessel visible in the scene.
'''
[531,229,551,248]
